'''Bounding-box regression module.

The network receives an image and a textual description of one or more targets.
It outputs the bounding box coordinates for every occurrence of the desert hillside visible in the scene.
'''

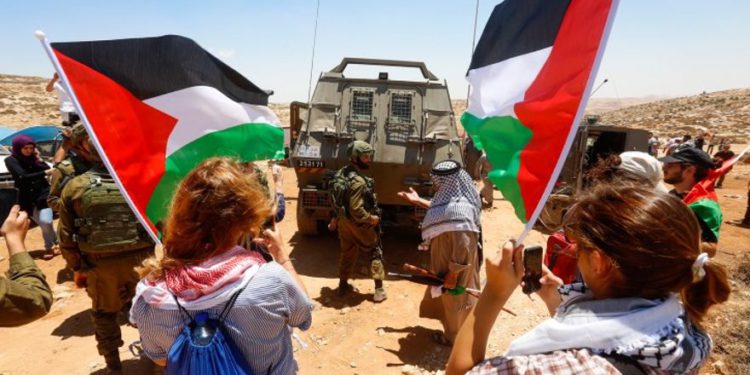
[597,88,750,142]
[2,73,749,143]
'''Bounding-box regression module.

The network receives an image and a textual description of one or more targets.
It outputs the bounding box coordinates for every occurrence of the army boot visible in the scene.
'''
[104,351,122,372]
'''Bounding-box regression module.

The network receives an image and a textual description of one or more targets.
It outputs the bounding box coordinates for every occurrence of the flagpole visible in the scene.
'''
[516,0,621,245]
[34,30,161,244]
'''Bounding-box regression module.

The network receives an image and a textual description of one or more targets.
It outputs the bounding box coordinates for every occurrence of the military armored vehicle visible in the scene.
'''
[536,115,651,231]
[289,58,463,234]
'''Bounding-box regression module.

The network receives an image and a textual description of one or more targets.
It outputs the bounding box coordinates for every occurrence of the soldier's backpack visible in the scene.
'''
[328,167,357,217]
[74,172,153,253]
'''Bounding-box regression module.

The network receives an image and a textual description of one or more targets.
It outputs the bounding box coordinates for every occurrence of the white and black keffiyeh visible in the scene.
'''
[421,160,481,241]
[506,283,712,373]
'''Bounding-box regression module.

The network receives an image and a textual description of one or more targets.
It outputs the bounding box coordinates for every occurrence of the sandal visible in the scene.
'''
[42,246,61,260]
[431,331,453,347]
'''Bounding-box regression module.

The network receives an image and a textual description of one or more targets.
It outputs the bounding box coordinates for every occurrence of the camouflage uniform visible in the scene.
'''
[335,140,385,301]
[58,164,153,368]
[336,165,384,281]
[47,154,93,212]
[0,252,53,327]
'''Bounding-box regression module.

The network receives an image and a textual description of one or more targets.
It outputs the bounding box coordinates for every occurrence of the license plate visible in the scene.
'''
[296,159,325,168]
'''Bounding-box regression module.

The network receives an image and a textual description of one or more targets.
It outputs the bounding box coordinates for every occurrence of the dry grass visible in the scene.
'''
[704,252,750,374]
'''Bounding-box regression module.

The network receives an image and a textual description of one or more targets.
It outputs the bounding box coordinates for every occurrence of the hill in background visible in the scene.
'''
[1,73,748,142]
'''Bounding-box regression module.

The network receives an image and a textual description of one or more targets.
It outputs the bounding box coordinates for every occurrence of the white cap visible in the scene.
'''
[619,151,668,192]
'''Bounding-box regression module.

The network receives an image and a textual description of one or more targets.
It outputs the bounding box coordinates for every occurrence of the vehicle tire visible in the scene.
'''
[296,197,318,235]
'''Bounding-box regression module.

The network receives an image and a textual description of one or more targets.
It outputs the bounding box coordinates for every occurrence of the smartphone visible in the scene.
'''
[522,245,543,294]
[0,188,19,222]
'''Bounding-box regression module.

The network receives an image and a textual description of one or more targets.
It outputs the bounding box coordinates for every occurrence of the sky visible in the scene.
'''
[1,0,748,103]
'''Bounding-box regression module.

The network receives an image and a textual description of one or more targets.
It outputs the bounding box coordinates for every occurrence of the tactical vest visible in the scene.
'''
[329,166,377,219]
[73,171,152,254]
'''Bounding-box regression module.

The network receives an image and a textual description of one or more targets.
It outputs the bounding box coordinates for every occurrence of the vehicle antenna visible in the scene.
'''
[589,78,609,98]
[307,0,321,104]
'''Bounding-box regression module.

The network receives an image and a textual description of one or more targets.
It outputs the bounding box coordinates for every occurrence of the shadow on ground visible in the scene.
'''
[377,325,451,371]
[90,356,161,375]
[52,308,131,339]
[288,228,429,279]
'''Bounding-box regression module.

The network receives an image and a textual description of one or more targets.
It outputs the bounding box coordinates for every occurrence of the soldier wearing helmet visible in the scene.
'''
[329,140,386,302]
[57,127,154,371]
[47,124,94,213]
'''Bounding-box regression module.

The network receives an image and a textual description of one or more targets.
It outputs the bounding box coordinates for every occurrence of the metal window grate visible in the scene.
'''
[351,91,373,121]
[390,93,412,123]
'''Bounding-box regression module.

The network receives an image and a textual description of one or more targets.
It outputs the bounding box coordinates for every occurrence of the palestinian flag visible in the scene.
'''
[49,35,283,235]
[683,145,750,239]
[462,0,618,223]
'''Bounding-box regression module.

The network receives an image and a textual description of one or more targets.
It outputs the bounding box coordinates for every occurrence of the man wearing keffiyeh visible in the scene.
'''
[398,160,482,346]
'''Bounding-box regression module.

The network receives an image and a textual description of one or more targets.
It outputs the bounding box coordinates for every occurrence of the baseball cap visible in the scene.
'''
[658,145,715,169]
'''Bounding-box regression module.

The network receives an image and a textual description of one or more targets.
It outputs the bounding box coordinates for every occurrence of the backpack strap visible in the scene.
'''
[218,284,248,324]
[172,293,195,325]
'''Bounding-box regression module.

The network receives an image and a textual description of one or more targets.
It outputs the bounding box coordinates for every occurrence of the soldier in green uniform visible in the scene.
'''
[330,140,386,302]
[47,124,94,214]
[0,205,53,327]
[58,137,154,372]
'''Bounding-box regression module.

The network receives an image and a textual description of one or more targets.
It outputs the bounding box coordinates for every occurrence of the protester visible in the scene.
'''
[647,134,660,157]
[727,156,750,228]
[0,205,53,327]
[4,135,59,260]
[660,145,721,256]
[587,151,666,192]
[713,143,735,188]
[398,160,482,346]
[475,151,494,208]
[446,184,730,374]
[131,157,312,373]
[45,73,79,126]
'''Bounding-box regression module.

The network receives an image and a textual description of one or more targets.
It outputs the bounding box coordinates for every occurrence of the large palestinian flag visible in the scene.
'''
[462,0,618,223]
[49,35,283,236]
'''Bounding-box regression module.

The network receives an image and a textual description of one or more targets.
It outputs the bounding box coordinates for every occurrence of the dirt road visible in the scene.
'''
[0,165,747,374]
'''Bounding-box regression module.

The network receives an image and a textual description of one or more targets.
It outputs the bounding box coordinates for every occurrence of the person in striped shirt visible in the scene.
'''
[130,157,312,374]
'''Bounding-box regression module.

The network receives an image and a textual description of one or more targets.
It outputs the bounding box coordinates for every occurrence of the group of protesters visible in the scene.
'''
[0,79,745,374]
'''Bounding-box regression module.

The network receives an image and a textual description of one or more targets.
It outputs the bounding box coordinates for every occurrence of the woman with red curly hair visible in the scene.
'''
[130,157,311,373]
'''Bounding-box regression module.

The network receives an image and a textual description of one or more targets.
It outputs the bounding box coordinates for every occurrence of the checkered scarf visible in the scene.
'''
[506,283,711,373]
[421,161,481,241]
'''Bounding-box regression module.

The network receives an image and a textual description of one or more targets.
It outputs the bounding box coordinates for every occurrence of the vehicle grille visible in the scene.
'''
[301,190,331,208]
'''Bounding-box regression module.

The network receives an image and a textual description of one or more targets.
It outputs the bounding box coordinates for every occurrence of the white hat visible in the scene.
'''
[619,151,668,192]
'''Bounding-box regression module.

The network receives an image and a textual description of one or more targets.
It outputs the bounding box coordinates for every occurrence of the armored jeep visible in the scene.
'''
[535,115,651,231]
[289,58,463,234]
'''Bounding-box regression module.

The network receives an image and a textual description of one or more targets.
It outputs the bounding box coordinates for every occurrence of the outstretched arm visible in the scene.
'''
[446,241,524,375]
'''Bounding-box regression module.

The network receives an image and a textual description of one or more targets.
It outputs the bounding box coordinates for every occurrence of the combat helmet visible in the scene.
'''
[70,123,89,147]
[347,140,374,158]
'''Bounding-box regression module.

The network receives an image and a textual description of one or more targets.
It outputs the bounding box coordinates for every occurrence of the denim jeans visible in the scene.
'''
[33,207,57,250]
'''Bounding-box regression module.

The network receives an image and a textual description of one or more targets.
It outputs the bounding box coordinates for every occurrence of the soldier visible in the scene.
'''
[58,137,154,372]
[330,140,386,302]
[47,124,94,213]
[0,205,53,327]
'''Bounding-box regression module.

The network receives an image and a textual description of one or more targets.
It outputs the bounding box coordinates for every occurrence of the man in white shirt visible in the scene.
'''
[45,73,78,126]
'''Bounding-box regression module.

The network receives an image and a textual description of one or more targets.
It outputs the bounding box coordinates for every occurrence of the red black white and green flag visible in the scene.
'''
[683,145,750,239]
[44,35,284,237]
[462,0,618,226]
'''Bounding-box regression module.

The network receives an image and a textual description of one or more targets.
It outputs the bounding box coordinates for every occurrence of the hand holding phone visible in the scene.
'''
[522,245,543,294]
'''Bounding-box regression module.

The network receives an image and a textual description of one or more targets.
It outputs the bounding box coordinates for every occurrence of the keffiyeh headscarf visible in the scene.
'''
[421,160,481,241]
[506,283,712,373]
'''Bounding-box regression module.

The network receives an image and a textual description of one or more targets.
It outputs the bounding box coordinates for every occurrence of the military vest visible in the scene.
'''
[73,171,152,254]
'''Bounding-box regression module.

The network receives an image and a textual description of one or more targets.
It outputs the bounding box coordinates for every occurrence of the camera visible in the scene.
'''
[522,245,543,294]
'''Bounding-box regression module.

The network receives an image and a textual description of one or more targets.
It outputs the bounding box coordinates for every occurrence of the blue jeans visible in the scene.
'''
[33,207,57,250]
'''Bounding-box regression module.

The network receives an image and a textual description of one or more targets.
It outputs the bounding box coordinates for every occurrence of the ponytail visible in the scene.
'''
[681,260,731,325]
